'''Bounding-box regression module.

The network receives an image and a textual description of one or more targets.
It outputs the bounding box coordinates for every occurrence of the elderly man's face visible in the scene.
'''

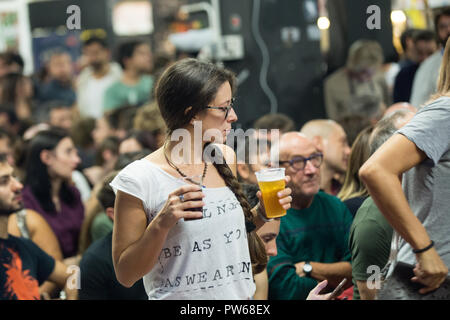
[279,136,321,199]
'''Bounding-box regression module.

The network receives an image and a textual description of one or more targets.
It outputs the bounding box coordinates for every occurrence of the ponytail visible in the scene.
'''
[205,143,268,275]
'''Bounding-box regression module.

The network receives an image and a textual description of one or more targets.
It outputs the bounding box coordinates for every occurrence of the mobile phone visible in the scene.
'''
[328,278,347,300]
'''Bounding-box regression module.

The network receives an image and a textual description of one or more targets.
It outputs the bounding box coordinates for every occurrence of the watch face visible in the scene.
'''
[303,263,312,273]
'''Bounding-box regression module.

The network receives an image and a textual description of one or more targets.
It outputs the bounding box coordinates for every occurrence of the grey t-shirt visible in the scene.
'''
[396,96,450,267]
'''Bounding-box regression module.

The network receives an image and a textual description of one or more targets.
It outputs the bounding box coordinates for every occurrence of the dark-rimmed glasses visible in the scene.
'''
[279,153,323,171]
[205,98,235,120]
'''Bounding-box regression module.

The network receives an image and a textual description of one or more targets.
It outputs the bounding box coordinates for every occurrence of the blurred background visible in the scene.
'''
[0,0,448,129]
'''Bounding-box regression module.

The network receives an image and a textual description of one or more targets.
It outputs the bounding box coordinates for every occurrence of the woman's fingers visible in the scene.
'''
[170,184,202,197]
[180,200,205,210]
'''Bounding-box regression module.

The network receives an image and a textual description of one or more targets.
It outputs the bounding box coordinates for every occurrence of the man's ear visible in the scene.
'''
[236,163,250,180]
[312,136,324,153]
[40,150,52,166]
[106,207,114,221]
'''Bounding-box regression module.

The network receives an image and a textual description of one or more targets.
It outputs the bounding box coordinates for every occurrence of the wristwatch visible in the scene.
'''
[303,262,312,277]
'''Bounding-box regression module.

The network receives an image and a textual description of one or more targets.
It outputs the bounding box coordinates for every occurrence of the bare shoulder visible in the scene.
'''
[25,209,50,230]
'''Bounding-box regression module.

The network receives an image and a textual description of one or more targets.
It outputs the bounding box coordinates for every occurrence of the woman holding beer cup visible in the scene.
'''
[110,58,292,299]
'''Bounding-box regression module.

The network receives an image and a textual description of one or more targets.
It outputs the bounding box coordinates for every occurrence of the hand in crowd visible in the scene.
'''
[412,248,449,294]
[306,280,333,300]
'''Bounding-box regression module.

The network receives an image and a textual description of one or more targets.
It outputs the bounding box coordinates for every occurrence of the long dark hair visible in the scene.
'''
[25,128,77,212]
[156,58,267,273]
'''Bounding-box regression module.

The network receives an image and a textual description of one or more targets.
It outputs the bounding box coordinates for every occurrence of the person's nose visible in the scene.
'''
[266,243,278,257]
[11,177,23,192]
[344,144,351,157]
[73,153,81,167]
[303,159,318,175]
[227,107,238,123]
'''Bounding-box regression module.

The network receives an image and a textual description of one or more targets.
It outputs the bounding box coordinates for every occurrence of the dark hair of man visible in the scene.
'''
[400,29,418,51]
[96,171,118,211]
[155,58,267,272]
[114,149,151,170]
[24,127,76,212]
[95,136,120,166]
[123,130,158,152]
[434,7,450,34]
[253,113,296,132]
[413,29,437,44]
[0,72,24,104]
[83,36,108,49]
[117,40,145,69]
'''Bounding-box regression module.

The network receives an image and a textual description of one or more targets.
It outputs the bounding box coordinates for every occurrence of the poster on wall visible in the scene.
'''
[32,31,81,73]
[0,10,20,51]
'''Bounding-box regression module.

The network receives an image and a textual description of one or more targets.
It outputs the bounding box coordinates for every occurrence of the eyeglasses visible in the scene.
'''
[279,153,323,171]
[205,98,235,120]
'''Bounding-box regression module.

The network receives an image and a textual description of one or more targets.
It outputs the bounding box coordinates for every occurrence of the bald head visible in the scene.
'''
[301,119,350,176]
[271,132,317,165]
[300,119,338,140]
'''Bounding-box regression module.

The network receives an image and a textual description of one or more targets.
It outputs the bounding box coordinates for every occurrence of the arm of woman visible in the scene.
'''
[27,209,63,261]
[113,184,204,288]
[359,134,448,293]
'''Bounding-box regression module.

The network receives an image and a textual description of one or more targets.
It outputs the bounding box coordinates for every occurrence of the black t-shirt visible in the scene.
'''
[0,235,55,300]
[79,232,147,300]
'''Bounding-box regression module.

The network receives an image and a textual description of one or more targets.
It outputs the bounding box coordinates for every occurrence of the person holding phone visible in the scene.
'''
[110,58,292,300]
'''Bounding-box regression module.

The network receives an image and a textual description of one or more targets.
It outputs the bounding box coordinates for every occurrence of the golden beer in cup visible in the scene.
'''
[255,168,286,219]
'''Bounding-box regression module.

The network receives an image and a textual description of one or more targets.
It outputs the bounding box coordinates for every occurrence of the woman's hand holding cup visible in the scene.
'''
[155,184,205,230]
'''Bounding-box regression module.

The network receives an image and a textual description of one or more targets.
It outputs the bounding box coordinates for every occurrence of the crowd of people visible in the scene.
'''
[0,7,449,301]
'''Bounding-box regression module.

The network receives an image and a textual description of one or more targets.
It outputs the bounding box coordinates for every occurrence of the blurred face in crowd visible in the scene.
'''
[49,107,73,131]
[278,133,321,199]
[119,137,142,154]
[128,44,153,74]
[43,137,80,180]
[48,53,73,83]
[256,219,280,258]
[0,162,23,216]
[92,117,114,147]
[83,42,110,72]
[322,124,351,175]
[415,39,437,63]
[0,137,15,167]
[437,14,450,46]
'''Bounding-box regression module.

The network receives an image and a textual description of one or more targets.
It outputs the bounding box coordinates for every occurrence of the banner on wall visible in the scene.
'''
[0,10,20,51]
[32,31,81,72]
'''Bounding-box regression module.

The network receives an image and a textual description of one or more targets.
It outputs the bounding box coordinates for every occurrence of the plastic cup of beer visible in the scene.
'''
[255,168,287,219]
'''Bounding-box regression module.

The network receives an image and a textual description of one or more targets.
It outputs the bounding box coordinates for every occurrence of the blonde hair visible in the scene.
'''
[346,40,384,72]
[337,126,373,201]
[431,37,450,101]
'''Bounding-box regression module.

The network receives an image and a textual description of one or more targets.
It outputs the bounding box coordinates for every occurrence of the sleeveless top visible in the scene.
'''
[110,159,255,300]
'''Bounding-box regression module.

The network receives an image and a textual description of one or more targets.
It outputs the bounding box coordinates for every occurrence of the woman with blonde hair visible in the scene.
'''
[338,126,373,217]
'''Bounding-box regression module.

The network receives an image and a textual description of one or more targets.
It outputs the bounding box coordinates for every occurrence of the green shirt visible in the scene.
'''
[90,212,113,243]
[267,191,353,300]
[103,75,153,111]
[349,197,393,300]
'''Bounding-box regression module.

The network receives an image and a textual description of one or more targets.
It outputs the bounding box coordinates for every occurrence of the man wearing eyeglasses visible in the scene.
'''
[300,119,351,196]
[267,132,353,300]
